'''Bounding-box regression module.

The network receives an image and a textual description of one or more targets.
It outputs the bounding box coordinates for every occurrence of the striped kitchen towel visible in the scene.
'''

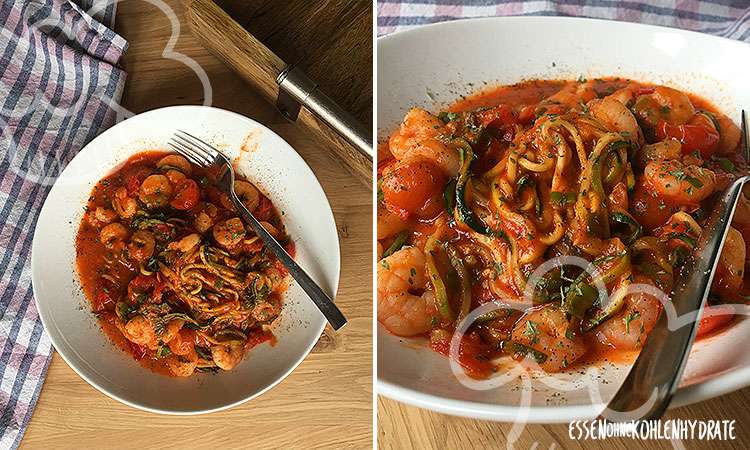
[0,0,126,448]
[378,0,750,41]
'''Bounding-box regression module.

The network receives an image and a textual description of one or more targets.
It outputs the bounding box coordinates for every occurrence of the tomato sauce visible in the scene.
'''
[378,77,749,378]
[76,151,293,376]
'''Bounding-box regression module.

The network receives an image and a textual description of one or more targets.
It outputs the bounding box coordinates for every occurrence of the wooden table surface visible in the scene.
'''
[20,1,372,449]
[378,388,750,448]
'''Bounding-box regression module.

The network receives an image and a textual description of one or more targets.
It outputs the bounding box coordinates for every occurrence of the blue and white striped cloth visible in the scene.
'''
[0,0,126,448]
[378,1,750,41]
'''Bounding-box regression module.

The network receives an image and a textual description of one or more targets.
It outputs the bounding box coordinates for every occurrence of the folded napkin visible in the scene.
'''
[0,0,126,448]
[378,0,750,39]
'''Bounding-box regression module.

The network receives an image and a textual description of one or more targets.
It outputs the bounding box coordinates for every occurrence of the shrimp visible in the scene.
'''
[127,230,155,263]
[588,96,644,145]
[167,329,196,356]
[541,81,598,110]
[259,221,281,239]
[631,86,695,130]
[607,83,640,107]
[377,246,439,336]
[642,159,716,204]
[234,180,260,211]
[595,275,662,350]
[388,108,460,177]
[213,217,245,247]
[264,267,286,287]
[651,86,695,125]
[713,227,746,297]
[138,174,173,208]
[158,318,185,343]
[87,207,117,227]
[166,349,198,377]
[100,222,129,251]
[112,186,137,219]
[714,111,742,155]
[511,305,587,372]
[377,208,407,240]
[211,343,244,370]
[194,202,218,233]
[121,315,158,350]
[157,154,192,174]
[637,139,681,167]
[165,169,186,185]
[168,233,201,253]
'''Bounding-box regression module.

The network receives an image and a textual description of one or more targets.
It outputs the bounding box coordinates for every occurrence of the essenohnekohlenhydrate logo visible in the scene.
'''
[568,419,737,441]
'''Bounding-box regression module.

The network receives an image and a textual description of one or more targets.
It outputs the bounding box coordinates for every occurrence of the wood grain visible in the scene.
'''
[20,1,372,449]
[378,391,750,449]
[184,0,373,188]
[213,0,373,126]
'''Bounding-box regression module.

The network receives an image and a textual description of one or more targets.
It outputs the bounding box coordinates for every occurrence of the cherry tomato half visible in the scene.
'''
[125,167,150,197]
[655,118,719,158]
[630,183,677,232]
[381,160,447,220]
[475,104,517,129]
[170,179,200,210]
[93,277,118,312]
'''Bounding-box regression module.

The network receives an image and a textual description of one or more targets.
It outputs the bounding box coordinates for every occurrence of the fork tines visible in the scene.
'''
[168,130,219,167]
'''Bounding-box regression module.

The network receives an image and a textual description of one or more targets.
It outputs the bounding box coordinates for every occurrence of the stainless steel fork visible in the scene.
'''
[168,130,347,331]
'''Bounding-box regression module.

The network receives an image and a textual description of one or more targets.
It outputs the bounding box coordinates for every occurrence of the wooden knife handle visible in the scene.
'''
[184,0,373,189]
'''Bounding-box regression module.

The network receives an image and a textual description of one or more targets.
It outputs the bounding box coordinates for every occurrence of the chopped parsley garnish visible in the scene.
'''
[550,191,575,206]
[155,345,172,358]
[624,311,641,334]
[666,168,704,188]
[524,320,540,344]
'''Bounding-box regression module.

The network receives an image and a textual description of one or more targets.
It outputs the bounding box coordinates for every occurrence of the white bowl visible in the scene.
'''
[377,16,750,422]
[32,105,340,414]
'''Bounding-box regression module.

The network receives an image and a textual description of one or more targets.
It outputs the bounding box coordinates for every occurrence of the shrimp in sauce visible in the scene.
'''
[377,78,748,378]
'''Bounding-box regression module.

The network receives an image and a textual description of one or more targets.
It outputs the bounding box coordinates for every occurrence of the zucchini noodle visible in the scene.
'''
[76,151,290,377]
[377,78,742,376]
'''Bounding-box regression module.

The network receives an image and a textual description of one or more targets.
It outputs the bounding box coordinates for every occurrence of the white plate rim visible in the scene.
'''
[31,105,341,415]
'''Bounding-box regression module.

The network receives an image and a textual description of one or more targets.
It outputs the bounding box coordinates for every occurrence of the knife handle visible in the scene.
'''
[184,0,373,188]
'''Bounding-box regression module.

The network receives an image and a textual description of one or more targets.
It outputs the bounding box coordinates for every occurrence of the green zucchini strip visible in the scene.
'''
[425,236,454,321]
[446,243,471,321]
[453,140,494,235]
[610,210,643,245]
[584,286,629,331]
[382,231,409,259]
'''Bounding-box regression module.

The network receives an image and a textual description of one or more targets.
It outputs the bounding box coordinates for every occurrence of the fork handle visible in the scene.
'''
[230,194,347,331]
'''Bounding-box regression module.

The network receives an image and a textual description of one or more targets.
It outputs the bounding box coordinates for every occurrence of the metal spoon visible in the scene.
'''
[600,110,750,421]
